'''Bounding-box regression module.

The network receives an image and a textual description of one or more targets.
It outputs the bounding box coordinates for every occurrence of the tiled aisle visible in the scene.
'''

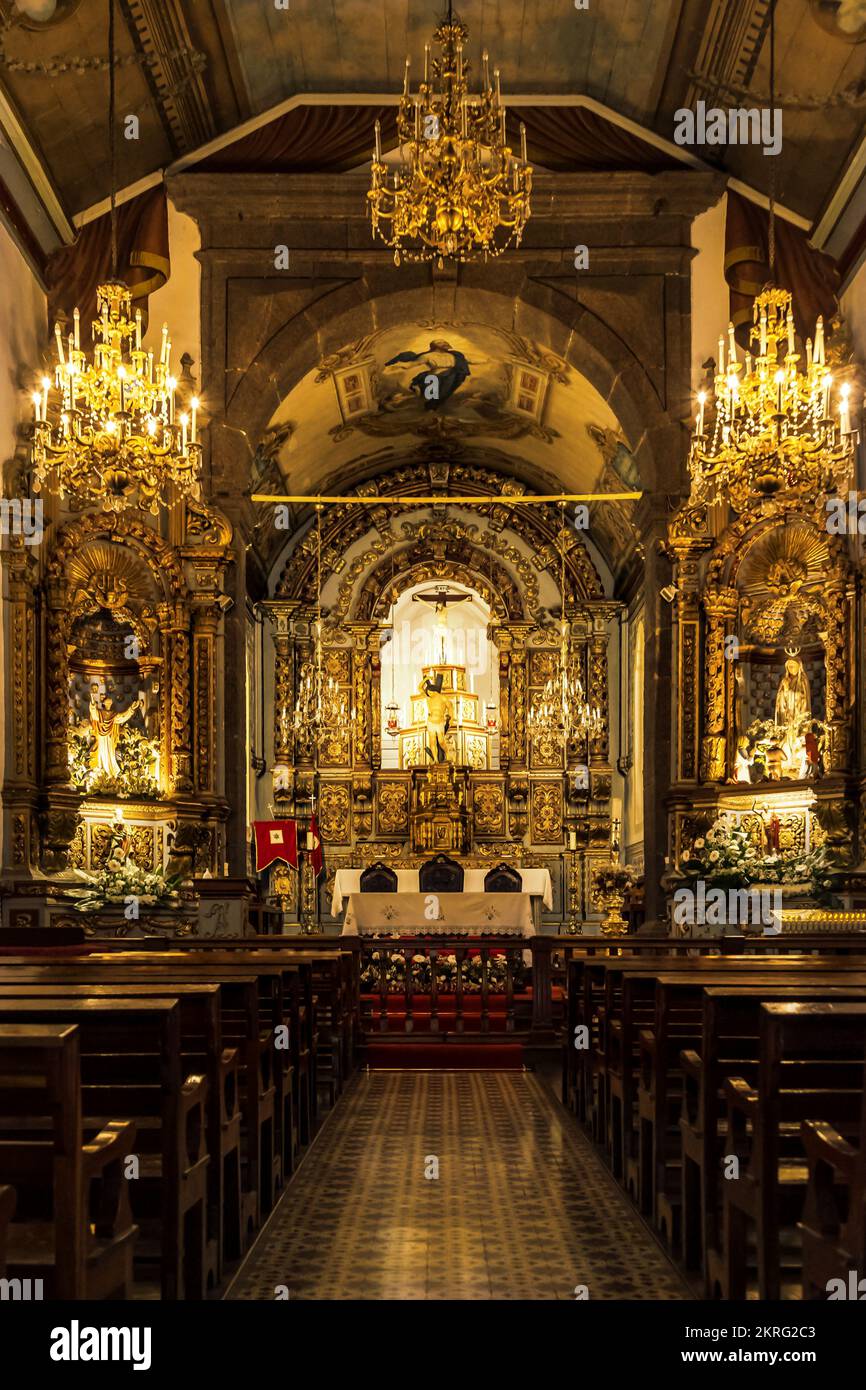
[227,1071,690,1300]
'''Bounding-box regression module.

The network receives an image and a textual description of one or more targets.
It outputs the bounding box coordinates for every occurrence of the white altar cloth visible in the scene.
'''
[331,866,552,916]
[340,891,534,937]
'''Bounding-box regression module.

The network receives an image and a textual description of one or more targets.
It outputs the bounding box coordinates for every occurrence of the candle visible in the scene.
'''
[483,50,490,90]
[32,390,42,423]
[520,121,527,162]
[814,316,824,366]
[696,391,706,435]
[41,376,49,421]
[167,375,176,424]
[403,56,410,97]
[160,323,168,366]
[840,383,850,434]
[760,308,767,356]
[191,396,199,443]
[461,95,467,137]
[774,369,784,412]
[786,309,795,356]
[374,119,382,160]
[728,323,737,363]
[495,70,501,106]
[500,105,506,143]
[180,413,188,452]
[806,337,813,369]
[135,308,142,351]
[147,350,153,381]
[424,44,429,84]
[718,335,725,374]
[54,322,65,365]
[457,43,463,82]
[73,307,80,350]
[414,100,420,141]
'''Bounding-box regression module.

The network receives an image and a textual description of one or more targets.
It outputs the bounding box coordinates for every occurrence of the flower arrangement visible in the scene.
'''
[360,950,526,994]
[680,816,838,901]
[67,856,184,913]
[591,863,637,897]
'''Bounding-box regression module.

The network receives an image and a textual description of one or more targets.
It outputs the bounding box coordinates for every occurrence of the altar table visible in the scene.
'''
[340,891,534,937]
[331,867,553,916]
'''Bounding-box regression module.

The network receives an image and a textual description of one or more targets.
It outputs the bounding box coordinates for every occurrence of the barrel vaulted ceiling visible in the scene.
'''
[1,0,866,234]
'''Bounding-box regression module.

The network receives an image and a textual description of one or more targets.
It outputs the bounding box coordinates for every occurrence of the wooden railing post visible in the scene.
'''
[530,936,554,1035]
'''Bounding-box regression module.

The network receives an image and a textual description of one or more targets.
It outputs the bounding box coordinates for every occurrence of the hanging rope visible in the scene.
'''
[767,0,777,280]
[108,0,118,280]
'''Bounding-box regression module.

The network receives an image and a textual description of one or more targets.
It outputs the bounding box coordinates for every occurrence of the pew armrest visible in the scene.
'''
[680,1049,702,1128]
[638,1028,656,1092]
[723,1076,757,1114]
[83,1119,137,1242]
[801,1119,860,1243]
[180,1072,208,1170]
[219,1047,241,1128]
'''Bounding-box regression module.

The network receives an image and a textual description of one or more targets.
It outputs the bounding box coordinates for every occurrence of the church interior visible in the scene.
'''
[3,0,866,1338]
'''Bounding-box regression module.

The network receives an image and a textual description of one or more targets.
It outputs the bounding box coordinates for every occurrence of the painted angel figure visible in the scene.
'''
[383,339,472,411]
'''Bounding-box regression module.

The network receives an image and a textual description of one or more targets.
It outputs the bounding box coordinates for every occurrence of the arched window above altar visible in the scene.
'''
[380,581,499,771]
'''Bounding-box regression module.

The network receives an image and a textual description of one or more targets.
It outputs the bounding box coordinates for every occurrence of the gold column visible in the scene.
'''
[588,615,610,767]
[824,579,850,773]
[701,588,738,783]
[349,627,373,769]
[165,603,193,794]
[510,638,528,768]
[7,549,37,786]
[45,578,70,786]
[192,603,219,796]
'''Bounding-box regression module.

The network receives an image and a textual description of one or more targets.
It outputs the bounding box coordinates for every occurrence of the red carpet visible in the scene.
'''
[365,1041,525,1070]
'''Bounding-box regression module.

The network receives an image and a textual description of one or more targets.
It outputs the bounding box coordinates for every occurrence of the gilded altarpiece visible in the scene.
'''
[0,502,234,926]
[666,462,862,921]
[264,479,618,931]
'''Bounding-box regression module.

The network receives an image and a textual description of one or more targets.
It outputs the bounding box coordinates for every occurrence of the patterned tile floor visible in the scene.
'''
[226,1072,690,1300]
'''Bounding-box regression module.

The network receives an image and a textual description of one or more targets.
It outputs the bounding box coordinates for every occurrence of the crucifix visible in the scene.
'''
[412,585,470,663]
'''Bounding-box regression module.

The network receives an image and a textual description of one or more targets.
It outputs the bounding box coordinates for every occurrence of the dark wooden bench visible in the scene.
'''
[0,999,206,1300]
[0,1022,137,1299]
[0,979,241,1284]
[678,982,866,1289]
[0,957,282,1231]
[637,968,866,1247]
[799,1060,866,1299]
[715,1002,866,1299]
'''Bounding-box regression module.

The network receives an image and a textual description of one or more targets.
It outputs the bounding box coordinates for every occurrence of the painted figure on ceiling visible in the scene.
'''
[384,339,471,410]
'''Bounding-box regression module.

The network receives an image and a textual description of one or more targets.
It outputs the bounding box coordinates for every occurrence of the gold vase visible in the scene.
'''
[599,888,627,936]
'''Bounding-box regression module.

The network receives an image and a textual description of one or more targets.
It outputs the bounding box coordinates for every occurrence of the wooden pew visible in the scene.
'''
[0,981,241,1283]
[677,983,866,1288]
[637,968,866,1246]
[0,1000,206,1300]
[0,1022,137,1299]
[716,1002,866,1300]
[799,1063,866,1299]
[0,958,281,1231]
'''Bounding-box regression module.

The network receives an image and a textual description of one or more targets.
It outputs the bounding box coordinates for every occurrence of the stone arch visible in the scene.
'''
[219,278,676,497]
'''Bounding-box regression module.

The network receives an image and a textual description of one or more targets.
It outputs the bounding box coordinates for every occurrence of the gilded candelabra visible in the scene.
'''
[31,282,200,514]
[689,286,857,513]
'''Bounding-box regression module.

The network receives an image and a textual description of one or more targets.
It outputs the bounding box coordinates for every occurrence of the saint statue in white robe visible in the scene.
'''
[89,688,143,779]
[774,656,811,779]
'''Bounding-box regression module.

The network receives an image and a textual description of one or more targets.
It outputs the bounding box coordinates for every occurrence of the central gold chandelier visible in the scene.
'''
[30,0,200,515]
[368,4,532,266]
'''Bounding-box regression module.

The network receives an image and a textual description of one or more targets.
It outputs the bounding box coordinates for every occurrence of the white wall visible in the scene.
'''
[690,192,728,394]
